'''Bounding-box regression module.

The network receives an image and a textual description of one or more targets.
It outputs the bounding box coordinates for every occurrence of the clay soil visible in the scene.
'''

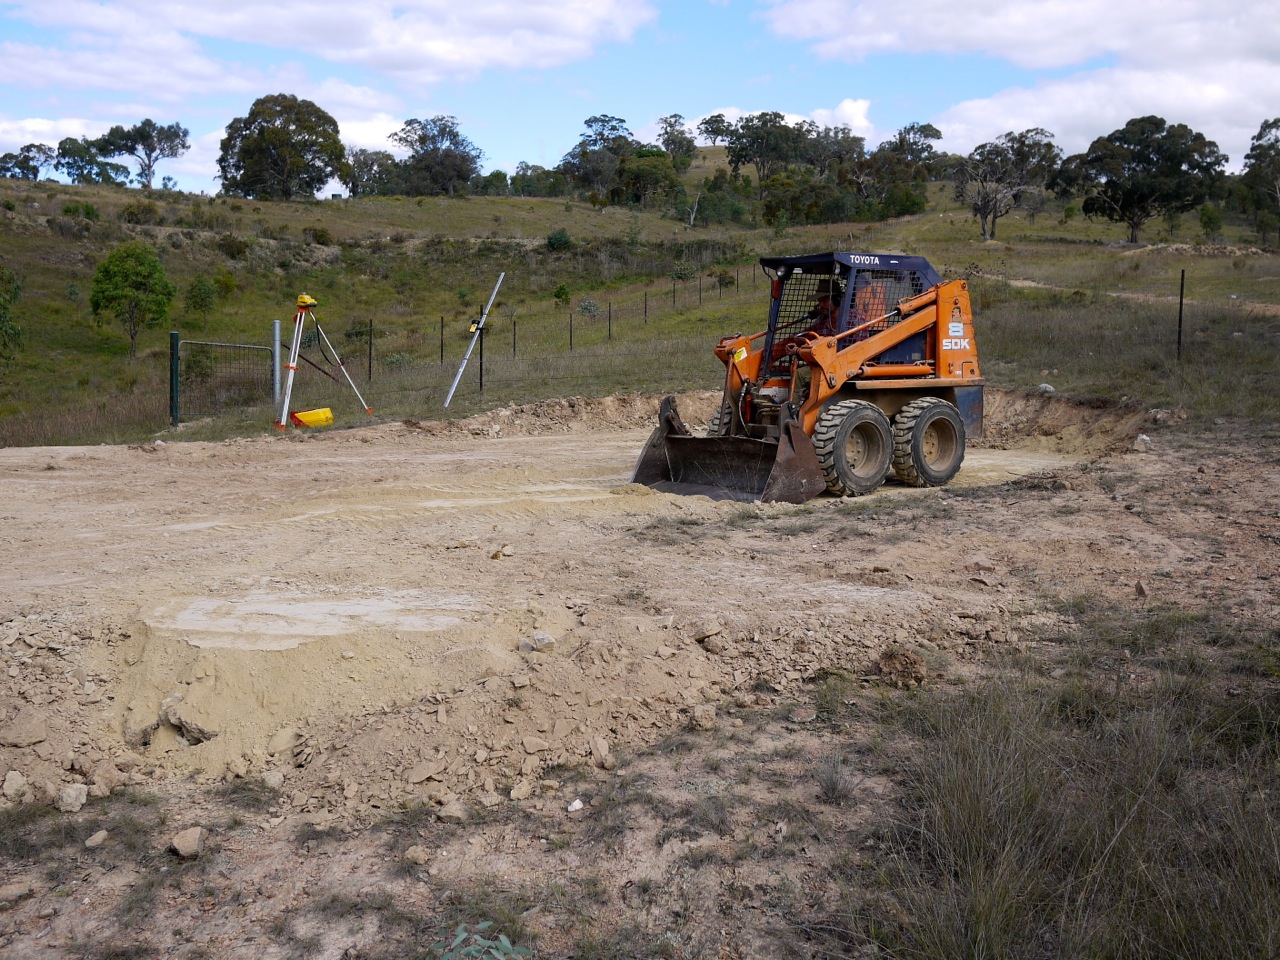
[1,389,1277,959]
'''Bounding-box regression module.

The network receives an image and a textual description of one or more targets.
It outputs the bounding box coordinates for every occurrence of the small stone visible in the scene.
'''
[171,826,206,859]
[3,770,28,801]
[701,636,726,655]
[56,784,88,813]
[408,757,448,783]
[567,798,584,813]
[522,736,550,754]
[788,707,817,724]
[266,727,301,757]
[691,619,723,642]
[0,883,33,904]
[690,704,716,731]
[510,674,531,689]
[0,707,48,748]
[1037,383,1056,395]
[510,780,534,801]
[85,830,109,849]
[438,801,468,823]
[590,736,611,768]
[1135,580,1147,598]
[262,770,285,790]
[404,844,431,865]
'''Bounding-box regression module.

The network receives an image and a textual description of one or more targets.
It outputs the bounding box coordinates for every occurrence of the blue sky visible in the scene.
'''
[2,0,1277,194]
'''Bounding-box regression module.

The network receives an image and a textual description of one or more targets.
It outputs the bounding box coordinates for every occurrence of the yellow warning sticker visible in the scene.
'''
[733,347,748,363]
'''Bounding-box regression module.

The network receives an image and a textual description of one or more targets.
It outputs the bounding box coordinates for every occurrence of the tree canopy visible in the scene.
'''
[55,137,129,185]
[389,116,484,196]
[1243,118,1280,223]
[94,119,190,188]
[954,128,1062,240]
[217,94,347,201]
[90,242,177,359]
[0,143,55,181]
[1066,116,1227,243]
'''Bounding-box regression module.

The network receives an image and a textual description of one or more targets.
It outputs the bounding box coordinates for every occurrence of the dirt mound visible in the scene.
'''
[402,390,722,439]
[980,389,1147,456]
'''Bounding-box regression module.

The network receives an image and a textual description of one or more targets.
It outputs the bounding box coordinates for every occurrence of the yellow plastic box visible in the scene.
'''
[290,407,334,428]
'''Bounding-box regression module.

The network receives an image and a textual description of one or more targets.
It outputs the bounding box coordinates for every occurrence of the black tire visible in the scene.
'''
[892,397,965,487]
[813,399,893,496]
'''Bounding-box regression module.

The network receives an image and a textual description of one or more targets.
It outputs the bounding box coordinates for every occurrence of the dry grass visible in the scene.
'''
[807,605,1280,960]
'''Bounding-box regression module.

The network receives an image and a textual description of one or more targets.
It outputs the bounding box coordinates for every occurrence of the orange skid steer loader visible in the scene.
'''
[632,252,984,503]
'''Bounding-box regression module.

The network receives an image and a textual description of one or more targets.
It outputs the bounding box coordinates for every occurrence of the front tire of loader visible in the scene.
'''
[892,397,965,487]
[814,399,893,496]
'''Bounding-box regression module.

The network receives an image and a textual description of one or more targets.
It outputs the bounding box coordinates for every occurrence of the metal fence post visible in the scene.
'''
[271,320,280,409]
[608,302,612,339]
[512,318,517,358]
[644,291,648,322]
[439,316,444,365]
[169,331,180,427]
[367,318,373,381]
[1177,269,1185,361]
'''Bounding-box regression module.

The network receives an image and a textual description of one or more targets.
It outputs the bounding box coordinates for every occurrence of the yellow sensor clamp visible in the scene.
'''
[296,293,317,308]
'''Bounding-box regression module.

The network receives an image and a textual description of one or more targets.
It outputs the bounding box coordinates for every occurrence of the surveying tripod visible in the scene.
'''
[276,293,372,429]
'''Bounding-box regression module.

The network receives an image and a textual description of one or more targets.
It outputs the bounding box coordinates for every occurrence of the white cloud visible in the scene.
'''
[935,62,1280,170]
[757,0,1265,69]
[0,116,100,145]
[760,0,1280,168]
[5,1,657,84]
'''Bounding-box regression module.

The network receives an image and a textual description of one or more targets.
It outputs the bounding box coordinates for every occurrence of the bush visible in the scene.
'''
[119,200,161,225]
[546,228,572,252]
[215,233,251,259]
[303,225,334,245]
[62,201,100,221]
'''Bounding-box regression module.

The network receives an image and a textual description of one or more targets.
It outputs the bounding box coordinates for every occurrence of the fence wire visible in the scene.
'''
[176,339,275,420]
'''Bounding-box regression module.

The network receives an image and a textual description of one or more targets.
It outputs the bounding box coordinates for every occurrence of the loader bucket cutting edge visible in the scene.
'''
[631,397,826,504]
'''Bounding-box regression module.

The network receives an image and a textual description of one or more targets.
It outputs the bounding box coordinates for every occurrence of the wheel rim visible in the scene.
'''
[922,419,957,468]
[845,422,885,480]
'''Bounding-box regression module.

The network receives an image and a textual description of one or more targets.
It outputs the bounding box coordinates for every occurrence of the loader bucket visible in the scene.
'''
[631,396,826,504]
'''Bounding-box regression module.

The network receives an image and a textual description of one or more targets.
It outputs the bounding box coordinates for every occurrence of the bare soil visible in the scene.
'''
[1,389,1276,959]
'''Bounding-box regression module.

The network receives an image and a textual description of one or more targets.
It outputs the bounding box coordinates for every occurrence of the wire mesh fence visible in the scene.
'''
[172,336,275,424]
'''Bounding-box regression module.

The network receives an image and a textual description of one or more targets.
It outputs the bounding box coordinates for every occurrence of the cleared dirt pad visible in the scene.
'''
[1,389,1275,958]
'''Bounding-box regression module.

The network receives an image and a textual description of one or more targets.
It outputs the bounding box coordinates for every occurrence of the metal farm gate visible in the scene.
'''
[169,331,279,426]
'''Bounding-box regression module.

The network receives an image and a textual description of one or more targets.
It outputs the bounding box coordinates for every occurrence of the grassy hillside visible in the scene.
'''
[0,173,1277,445]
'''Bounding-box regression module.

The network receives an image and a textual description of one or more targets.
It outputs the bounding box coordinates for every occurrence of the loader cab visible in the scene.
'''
[759,252,944,401]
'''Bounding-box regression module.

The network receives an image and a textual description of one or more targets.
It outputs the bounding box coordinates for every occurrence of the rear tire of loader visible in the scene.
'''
[814,399,893,496]
[892,397,965,487]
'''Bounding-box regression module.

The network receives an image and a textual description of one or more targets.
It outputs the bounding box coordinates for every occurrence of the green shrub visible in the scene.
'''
[546,228,572,251]
[215,233,251,259]
[212,267,237,300]
[303,225,334,245]
[119,200,161,225]
[62,201,100,221]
